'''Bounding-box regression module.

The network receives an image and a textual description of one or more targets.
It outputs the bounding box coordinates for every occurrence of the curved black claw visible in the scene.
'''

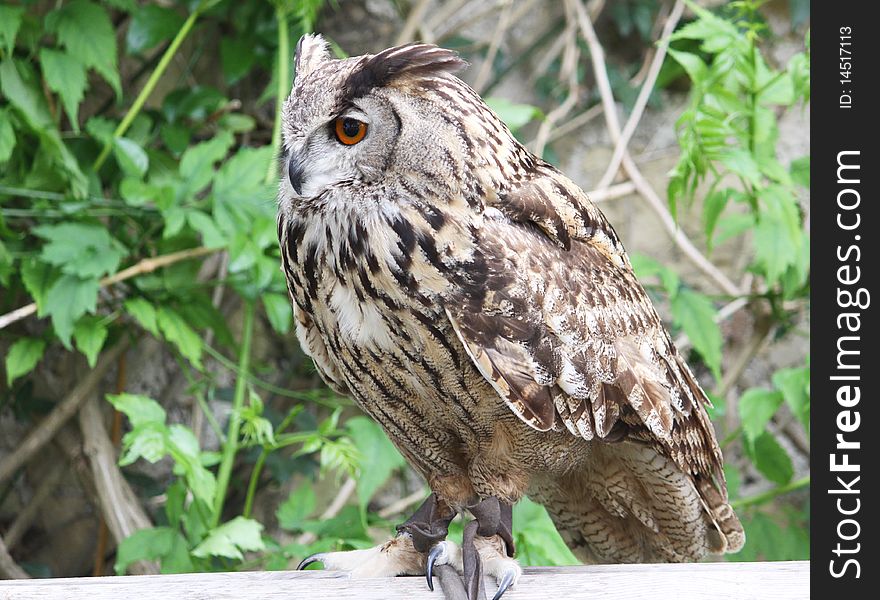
[297,554,324,570]
[491,569,516,600]
[426,544,446,591]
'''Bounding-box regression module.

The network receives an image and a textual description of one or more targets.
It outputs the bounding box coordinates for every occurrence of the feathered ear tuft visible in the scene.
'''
[343,43,467,100]
[295,34,331,84]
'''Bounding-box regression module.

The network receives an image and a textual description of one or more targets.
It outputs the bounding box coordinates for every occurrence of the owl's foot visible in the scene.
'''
[297,493,458,580]
[297,532,426,576]
[424,497,519,600]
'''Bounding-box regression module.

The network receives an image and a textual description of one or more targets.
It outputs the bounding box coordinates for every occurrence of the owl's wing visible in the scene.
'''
[444,169,724,484]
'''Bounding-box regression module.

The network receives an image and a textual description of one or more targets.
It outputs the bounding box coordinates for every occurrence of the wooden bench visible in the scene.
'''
[0,560,809,599]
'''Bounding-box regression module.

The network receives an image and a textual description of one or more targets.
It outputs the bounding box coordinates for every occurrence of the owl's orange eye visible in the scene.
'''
[334,117,368,145]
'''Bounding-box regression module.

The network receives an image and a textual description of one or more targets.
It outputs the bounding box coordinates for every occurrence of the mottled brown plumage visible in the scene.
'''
[277,35,743,577]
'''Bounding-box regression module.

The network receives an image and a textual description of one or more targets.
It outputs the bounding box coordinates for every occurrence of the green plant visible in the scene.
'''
[660,0,810,560]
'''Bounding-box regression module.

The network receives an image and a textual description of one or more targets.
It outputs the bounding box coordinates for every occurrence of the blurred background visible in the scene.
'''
[0,0,809,578]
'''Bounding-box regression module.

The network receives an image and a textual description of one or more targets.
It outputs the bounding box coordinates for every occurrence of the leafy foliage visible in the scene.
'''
[662,0,810,561]
[0,0,808,575]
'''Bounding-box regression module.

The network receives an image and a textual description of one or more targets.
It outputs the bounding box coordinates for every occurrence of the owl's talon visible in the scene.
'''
[491,569,516,600]
[297,553,324,570]
[426,540,463,591]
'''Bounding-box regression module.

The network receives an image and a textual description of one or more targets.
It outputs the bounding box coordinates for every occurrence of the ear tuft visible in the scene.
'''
[343,43,467,100]
[295,34,331,83]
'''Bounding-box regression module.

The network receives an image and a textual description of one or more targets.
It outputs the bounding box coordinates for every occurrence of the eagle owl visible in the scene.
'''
[278,35,744,598]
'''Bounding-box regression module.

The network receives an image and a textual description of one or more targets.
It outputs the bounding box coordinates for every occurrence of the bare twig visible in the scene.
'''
[570,0,742,298]
[295,477,357,546]
[472,0,513,94]
[377,488,429,520]
[78,395,158,575]
[0,341,129,486]
[395,0,432,45]
[0,536,30,579]
[3,462,66,550]
[545,103,604,143]
[532,0,580,157]
[585,181,637,203]
[0,246,219,330]
[596,0,685,189]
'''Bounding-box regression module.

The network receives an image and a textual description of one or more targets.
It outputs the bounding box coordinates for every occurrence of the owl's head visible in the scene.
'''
[280,34,492,202]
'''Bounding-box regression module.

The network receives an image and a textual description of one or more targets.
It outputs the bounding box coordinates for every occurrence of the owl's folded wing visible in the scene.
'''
[444,171,725,485]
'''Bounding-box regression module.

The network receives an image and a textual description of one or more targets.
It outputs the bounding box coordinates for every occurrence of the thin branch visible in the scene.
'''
[93,6,205,171]
[532,0,580,157]
[585,181,637,203]
[544,102,604,144]
[596,0,685,190]
[0,341,129,487]
[570,0,742,298]
[295,477,357,546]
[0,246,219,330]
[0,536,30,579]
[730,476,810,510]
[377,488,429,520]
[472,0,513,94]
[395,0,432,45]
[78,394,159,575]
[3,462,66,550]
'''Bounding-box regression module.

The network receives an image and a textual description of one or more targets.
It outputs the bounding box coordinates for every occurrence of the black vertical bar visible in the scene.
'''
[812,1,876,596]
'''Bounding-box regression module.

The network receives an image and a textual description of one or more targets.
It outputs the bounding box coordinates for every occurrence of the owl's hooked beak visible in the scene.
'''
[287,151,306,195]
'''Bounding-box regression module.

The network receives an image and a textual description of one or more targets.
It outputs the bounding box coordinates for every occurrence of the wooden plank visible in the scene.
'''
[0,561,808,600]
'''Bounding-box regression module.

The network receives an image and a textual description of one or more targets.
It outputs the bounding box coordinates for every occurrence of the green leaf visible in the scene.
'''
[113,137,149,177]
[120,422,167,465]
[0,5,24,55]
[39,49,87,131]
[220,37,256,85]
[754,186,802,284]
[73,316,108,367]
[772,367,810,432]
[703,188,730,249]
[114,526,178,575]
[790,156,809,187]
[156,306,204,369]
[166,424,216,505]
[107,393,167,427]
[126,4,184,54]
[513,497,579,566]
[20,259,58,317]
[212,146,274,211]
[485,97,542,132]
[191,516,265,560]
[33,222,125,279]
[44,275,100,346]
[738,388,783,442]
[46,0,120,96]
[0,109,15,163]
[749,431,794,485]
[124,298,160,337]
[670,288,722,380]
[0,59,53,129]
[187,211,225,248]
[667,48,707,84]
[277,485,316,531]
[720,148,763,187]
[120,178,172,207]
[262,292,292,335]
[714,212,755,245]
[5,338,47,386]
[179,131,234,194]
[346,416,405,514]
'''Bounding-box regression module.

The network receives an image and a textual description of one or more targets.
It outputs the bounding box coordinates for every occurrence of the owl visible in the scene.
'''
[277,35,744,600]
